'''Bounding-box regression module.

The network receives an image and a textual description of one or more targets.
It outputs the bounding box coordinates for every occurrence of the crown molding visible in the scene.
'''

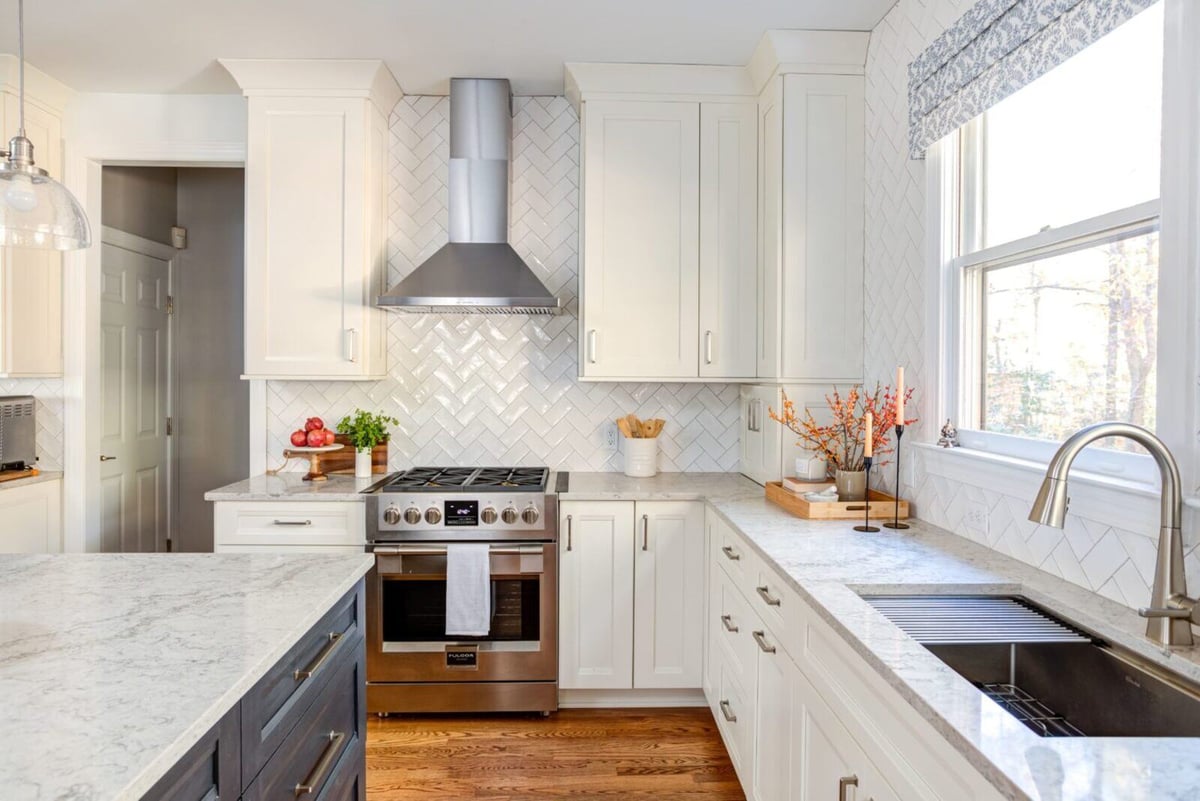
[748,30,871,92]
[219,58,403,114]
[564,62,755,110]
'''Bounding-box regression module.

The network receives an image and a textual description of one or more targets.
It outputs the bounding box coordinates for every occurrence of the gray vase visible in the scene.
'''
[835,469,867,502]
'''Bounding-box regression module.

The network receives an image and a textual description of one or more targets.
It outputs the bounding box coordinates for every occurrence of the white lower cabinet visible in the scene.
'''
[559,500,705,692]
[0,479,62,553]
[212,501,365,553]
[752,624,799,801]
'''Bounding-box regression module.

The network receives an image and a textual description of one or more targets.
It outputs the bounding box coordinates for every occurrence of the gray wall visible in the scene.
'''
[101,166,178,245]
[174,168,247,553]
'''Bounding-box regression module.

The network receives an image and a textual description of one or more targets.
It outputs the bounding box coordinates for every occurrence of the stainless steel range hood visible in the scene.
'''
[377,78,561,315]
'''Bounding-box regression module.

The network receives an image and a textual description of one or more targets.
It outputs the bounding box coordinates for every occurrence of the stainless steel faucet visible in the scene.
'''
[1029,422,1197,647]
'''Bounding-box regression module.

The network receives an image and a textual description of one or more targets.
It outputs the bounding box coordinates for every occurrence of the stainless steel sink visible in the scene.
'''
[863,595,1200,737]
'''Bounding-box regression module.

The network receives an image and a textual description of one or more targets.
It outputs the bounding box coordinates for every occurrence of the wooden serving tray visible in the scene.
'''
[765,481,909,521]
[0,468,37,483]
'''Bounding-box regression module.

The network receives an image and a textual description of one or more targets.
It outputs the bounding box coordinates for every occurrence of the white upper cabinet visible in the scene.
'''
[580,100,700,379]
[0,57,68,378]
[758,73,866,383]
[224,60,400,380]
[700,102,758,379]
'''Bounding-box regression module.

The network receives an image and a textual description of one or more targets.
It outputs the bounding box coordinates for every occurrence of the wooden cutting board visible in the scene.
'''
[0,468,37,483]
[321,434,389,475]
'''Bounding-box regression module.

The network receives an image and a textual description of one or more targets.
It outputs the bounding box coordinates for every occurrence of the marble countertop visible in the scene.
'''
[205,472,379,501]
[0,470,63,492]
[703,493,1200,801]
[0,552,374,801]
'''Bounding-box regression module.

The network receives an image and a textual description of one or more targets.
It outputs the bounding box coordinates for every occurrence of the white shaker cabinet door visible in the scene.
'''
[580,100,700,379]
[558,501,636,690]
[243,95,386,379]
[699,101,758,380]
[632,501,705,688]
[0,479,62,553]
[752,624,799,801]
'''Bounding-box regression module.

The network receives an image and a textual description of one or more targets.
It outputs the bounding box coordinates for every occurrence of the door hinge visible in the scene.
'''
[166,295,175,315]
[166,416,173,436]
[171,226,187,249]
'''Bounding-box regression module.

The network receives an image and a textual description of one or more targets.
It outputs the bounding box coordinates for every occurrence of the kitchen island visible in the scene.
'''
[0,552,373,801]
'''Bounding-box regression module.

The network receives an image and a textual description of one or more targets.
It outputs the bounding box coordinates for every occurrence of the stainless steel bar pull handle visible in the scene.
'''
[587,329,598,364]
[718,700,737,723]
[345,328,358,363]
[720,614,739,633]
[756,585,781,607]
[566,514,573,552]
[293,632,343,681]
[274,519,313,527]
[752,629,776,654]
[839,775,859,801]
[642,514,649,551]
[99,455,117,462]
[294,730,346,796]
[721,545,740,561]
[705,330,713,364]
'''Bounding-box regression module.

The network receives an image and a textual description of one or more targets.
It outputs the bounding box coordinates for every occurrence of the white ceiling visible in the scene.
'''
[1,0,895,96]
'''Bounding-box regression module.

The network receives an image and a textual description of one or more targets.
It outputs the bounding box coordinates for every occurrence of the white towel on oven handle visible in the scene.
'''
[445,543,492,637]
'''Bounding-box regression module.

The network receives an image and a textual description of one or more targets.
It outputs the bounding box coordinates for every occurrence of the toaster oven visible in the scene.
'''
[0,396,37,471]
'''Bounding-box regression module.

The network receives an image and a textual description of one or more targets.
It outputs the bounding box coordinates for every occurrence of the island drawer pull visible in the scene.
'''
[720,614,739,633]
[293,632,343,681]
[756,585,781,607]
[294,730,345,796]
[721,545,740,561]
[718,700,737,723]
[274,519,313,527]
[752,630,776,654]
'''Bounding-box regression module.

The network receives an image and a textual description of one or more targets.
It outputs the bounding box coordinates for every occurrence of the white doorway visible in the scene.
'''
[98,227,174,552]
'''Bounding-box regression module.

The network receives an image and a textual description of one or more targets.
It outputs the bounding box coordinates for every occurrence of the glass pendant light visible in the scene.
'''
[0,0,90,250]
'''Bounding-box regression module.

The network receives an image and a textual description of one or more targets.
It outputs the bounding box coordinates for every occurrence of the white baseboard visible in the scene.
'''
[558,688,708,709]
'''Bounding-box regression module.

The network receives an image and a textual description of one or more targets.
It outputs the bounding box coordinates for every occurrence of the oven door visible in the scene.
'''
[366,542,558,683]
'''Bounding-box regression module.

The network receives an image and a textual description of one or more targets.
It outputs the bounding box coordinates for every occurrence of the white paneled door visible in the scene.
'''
[558,501,635,690]
[99,230,173,553]
[633,501,705,688]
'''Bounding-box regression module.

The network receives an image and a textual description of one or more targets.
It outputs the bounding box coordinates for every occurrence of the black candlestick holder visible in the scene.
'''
[883,425,910,530]
[853,455,880,532]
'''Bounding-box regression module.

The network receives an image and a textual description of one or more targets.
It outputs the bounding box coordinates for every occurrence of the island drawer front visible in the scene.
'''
[244,639,365,801]
[214,501,365,550]
[140,705,240,801]
[308,736,366,801]
[242,582,364,786]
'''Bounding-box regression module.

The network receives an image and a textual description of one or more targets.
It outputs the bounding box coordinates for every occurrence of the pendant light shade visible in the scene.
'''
[0,0,90,250]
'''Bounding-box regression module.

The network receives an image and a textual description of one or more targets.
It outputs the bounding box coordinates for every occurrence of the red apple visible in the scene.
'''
[290,430,308,447]
[304,416,324,432]
[306,429,326,447]
[323,429,336,446]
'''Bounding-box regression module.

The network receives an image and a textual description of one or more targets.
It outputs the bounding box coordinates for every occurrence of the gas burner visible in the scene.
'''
[470,467,549,489]
[383,467,478,490]
[378,467,549,493]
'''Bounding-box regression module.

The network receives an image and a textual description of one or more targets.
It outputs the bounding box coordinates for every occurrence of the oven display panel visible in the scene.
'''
[444,500,479,527]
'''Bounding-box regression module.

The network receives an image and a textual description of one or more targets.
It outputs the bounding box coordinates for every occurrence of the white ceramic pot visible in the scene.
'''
[794,453,828,481]
[355,447,374,479]
[835,469,867,501]
[623,437,658,478]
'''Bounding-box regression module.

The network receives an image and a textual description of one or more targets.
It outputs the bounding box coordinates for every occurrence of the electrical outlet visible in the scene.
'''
[963,500,989,537]
[604,423,618,451]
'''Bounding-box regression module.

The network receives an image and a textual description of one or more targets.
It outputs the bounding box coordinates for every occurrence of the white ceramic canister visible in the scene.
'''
[355,447,374,479]
[623,437,658,478]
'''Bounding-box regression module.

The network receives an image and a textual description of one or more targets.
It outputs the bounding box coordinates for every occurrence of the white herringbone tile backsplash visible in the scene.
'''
[0,378,64,470]
[863,0,1197,610]
[264,96,741,473]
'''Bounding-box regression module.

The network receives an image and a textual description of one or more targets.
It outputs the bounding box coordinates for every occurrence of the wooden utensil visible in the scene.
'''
[639,418,656,438]
[625,414,642,438]
[649,419,665,438]
[616,417,634,438]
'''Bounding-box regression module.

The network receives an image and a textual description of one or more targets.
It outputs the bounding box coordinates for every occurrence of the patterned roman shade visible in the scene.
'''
[908,0,1158,158]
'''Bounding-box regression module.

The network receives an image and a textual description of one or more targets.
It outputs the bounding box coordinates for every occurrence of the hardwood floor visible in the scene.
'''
[366,708,746,800]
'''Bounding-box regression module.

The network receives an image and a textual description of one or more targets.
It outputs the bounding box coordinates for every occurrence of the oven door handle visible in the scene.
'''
[371,545,544,556]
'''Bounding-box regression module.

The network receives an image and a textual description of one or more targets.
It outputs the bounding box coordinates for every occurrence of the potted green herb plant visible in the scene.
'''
[337,410,399,478]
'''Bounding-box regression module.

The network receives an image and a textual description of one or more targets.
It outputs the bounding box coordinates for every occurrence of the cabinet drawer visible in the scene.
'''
[711,563,756,689]
[244,639,365,801]
[214,502,365,550]
[710,513,753,585]
[749,564,799,660]
[712,654,754,781]
[140,706,239,801]
[310,735,365,801]
[242,584,364,786]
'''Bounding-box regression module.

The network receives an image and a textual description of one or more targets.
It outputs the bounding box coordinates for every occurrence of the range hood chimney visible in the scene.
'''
[377,78,561,315]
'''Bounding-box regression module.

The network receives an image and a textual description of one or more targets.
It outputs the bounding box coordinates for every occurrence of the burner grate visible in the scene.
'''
[378,466,549,492]
[978,682,1085,737]
[470,467,548,488]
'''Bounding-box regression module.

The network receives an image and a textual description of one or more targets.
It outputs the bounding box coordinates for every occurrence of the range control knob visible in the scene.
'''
[480,506,498,525]
[425,506,443,525]
[402,506,422,525]
[501,506,519,525]
[521,506,540,525]
[383,506,402,525]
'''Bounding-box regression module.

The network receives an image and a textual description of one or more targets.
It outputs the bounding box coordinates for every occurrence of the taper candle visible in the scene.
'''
[896,366,905,422]
[864,412,873,458]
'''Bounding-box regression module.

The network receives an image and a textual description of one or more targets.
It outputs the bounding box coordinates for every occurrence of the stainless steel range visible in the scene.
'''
[363,467,558,714]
